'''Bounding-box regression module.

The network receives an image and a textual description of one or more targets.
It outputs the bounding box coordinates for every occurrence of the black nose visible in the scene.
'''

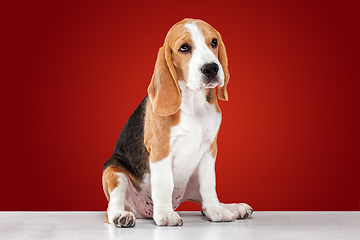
[201,63,219,79]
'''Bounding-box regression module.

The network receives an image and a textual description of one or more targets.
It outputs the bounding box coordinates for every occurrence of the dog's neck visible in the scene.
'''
[178,80,218,116]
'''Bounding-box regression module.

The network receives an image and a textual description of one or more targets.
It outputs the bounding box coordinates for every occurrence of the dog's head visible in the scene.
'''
[148,18,229,116]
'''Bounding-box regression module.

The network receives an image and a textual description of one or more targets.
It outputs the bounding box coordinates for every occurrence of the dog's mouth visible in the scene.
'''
[185,77,223,91]
[202,81,219,89]
[201,76,224,89]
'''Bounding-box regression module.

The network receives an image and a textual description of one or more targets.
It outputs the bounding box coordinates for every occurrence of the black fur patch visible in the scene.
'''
[103,96,150,181]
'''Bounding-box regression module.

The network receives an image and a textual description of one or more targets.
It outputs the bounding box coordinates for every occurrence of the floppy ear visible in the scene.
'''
[148,44,181,116]
[217,36,229,101]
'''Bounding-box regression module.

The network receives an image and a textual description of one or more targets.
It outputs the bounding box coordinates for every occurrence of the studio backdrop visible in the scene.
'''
[1,0,359,211]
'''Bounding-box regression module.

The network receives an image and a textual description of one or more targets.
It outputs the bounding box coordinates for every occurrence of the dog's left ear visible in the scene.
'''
[148,44,181,116]
[217,35,229,101]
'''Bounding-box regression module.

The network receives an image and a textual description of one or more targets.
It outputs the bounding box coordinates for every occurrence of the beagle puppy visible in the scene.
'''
[102,18,253,227]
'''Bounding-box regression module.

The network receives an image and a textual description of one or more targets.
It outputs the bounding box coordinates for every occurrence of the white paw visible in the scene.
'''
[153,211,183,226]
[222,203,253,219]
[202,204,236,222]
[110,211,136,228]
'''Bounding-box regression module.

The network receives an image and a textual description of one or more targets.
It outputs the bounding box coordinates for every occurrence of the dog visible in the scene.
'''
[102,18,253,227]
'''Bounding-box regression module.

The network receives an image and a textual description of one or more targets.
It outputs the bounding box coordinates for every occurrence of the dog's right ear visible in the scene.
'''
[148,44,181,116]
[217,34,229,101]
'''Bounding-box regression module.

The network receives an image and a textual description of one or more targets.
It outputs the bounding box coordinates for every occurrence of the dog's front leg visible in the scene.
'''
[198,151,237,222]
[198,151,253,221]
[150,156,183,226]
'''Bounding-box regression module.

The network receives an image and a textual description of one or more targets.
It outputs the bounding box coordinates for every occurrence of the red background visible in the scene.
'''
[1,0,359,211]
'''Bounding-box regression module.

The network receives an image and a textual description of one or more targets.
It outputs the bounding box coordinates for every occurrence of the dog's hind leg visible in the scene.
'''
[102,166,136,227]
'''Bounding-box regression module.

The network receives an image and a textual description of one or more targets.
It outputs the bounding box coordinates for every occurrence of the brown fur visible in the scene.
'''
[210,138,218,159]
[206,88,221,113]
[102,166,142,201]
[144,99,181,163]
[148,46,181,116]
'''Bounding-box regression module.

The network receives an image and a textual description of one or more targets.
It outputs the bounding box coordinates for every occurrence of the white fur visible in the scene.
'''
[150,80,222,224]
[107,173,136,226]
[185,22,225,91]
[197,151,235,222]
[107,173,128,216]
[150,155,182,225]
[171,81,221,186]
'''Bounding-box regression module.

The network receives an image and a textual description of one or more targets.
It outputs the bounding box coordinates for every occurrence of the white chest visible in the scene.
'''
[170,87,221,186]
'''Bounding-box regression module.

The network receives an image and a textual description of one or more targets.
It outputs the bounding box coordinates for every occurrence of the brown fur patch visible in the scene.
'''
[206,88,221,113]
[210,138,218,159]
[144,99,181,163]
[102,166,142,202]
[102,166,122,201]
[105,212,109,223]
[148,46,181,116]
[206,89,220,158]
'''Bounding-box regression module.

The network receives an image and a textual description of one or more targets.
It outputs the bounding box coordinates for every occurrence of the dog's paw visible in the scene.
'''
[153,211,183,226]
[202,205,236,222]
[111,211,136,228]
[222,203,253,219]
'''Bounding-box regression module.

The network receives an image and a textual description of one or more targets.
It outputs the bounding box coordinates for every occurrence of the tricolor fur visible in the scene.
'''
[102,18,253,227]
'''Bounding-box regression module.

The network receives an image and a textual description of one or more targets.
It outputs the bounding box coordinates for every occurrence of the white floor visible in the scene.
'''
[0,211,359,240]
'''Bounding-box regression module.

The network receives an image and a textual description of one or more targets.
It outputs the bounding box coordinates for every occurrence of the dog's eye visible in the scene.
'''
[211,39,218,48]
[179,44,190,52]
